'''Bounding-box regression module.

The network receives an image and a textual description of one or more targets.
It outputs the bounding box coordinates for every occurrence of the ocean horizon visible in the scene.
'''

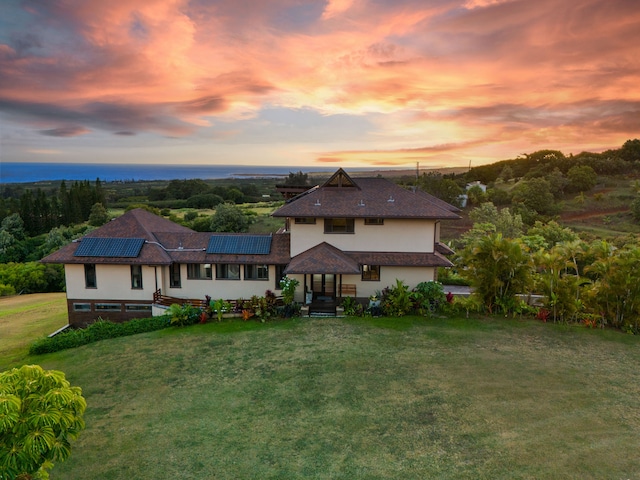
[0,162,359,184]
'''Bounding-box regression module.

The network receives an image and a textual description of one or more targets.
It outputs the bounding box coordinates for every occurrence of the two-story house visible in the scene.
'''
[42,168,459,326]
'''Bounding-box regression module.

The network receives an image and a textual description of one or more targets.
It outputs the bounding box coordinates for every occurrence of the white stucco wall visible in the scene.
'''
[65,264,156,301]
[289,218,436,256]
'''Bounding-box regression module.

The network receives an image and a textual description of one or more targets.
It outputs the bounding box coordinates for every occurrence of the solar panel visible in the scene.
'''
[207,235,272,255]
[74,238,146,258]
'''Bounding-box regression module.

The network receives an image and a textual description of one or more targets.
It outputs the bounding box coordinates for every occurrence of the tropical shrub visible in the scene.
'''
[279,277,299,305]
[0,365,86,480]
[381,279,413,317]
[457,234,533,314]
[341,296,362,316]
[412,281,446,316]
[210,298,232,322]
[168,304,202,326]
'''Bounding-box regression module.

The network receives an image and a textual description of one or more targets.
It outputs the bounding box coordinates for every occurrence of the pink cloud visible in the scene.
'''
[1,0,638,165]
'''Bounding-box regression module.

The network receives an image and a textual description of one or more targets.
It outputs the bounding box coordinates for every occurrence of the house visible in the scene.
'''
[42,168,459,326]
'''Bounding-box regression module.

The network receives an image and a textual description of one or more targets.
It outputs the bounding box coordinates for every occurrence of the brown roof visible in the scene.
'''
[41,209,193,265]
[346,251,453,268]
[272,172,460,220]
[285,242,361,274]
[284,242,452,274]
[41,209,291,266]
[152,232,290,265]
[435,242,455,256]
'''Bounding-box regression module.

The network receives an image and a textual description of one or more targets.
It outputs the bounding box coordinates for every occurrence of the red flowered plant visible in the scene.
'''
[536,308,550,323]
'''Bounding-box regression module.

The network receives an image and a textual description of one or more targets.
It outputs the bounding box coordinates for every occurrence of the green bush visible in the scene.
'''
[0,283,16,296]
[168,304,202,326]
[413,281,446,315]
[381,279,413,317]
[29,316,171,355]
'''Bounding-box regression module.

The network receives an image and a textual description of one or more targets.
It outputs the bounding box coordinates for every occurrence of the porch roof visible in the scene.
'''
[345,251,453,268]
[285,242,361,274]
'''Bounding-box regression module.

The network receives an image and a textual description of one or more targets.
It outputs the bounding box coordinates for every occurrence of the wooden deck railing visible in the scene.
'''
[153,289,207,309]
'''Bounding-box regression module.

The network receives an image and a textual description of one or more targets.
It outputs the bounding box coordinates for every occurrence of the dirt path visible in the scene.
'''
[561,207,628,221]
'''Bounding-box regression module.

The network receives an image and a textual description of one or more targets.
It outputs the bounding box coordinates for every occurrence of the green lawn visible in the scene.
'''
[0,292,68,369]
[21,315,639,479]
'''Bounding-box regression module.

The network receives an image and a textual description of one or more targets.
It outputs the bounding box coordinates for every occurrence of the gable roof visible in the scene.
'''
[272,171,460,220]
[42,205,293,265]
[41,209,195,265]
[285,242,361,274]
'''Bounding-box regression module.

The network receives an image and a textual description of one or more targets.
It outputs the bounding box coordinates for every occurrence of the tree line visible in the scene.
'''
[0,179,106,237]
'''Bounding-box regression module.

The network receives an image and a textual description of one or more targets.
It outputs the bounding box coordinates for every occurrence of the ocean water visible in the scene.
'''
[0,162,344,184]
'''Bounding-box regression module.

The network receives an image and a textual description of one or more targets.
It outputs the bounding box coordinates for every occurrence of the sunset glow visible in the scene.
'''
[1,0,639,169]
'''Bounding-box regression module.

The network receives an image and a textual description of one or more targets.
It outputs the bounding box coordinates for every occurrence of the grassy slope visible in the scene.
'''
[19,316,638,480]
[0,293,67,369]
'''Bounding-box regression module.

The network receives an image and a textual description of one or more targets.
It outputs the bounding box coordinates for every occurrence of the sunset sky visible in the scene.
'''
[1,0,639,169]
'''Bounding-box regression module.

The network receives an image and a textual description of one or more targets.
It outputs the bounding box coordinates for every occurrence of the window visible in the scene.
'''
[362,265,380,281]
[125,304,152,312]
[324,218,354,233]
[84,264,97,288]
[170,263,181,288]
[73,303,91,312]
[216,264,240,280]
[244,264,269,280]
[95,303,121,312]
[364,218,384,225]
[294,217,316,224]
[275,265,286,289]
[187,263,212,280]
[131,265,143,289]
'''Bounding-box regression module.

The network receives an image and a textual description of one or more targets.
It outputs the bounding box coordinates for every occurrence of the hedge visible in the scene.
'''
[29,316,171,355]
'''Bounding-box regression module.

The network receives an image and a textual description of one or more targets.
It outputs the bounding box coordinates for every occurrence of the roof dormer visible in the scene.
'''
[323,168,360,189]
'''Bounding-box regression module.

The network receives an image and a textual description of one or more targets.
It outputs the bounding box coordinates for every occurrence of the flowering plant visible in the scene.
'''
[279,276,300,305]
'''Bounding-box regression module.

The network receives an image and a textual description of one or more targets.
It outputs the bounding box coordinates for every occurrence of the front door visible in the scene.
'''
[312,274,335,300]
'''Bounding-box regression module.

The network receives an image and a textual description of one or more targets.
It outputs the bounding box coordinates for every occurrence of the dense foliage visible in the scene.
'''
[454,205,640,333]
[0,365,86,479]
[0,263,65,296]
[29,317,171,355]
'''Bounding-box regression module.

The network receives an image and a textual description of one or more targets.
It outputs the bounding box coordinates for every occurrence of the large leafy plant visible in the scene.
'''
[0,365,87,480]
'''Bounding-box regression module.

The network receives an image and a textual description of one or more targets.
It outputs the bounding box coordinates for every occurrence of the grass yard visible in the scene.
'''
[23,316,640,479]
[0,292,67,369]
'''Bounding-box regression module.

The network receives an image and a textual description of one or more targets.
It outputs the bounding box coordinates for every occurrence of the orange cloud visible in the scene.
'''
[1,0,639,166]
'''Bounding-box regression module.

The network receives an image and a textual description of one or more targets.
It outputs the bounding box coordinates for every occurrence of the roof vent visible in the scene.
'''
[358,199,365,207]
[387,196,395,203]
[314,199,321,206]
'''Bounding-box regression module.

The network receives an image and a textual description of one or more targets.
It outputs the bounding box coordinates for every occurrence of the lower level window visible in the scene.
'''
[95,303,121,312]
[244,264,269,280]
[216,264,240,280]
[187,263,212,280]
[125,304,152,312]
[362,265,380,281]
[73,303,91,312]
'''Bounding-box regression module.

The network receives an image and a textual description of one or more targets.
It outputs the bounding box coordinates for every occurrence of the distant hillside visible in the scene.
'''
[466,139,640,184]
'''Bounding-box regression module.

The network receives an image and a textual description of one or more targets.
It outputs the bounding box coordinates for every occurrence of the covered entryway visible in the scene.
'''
[285,242,361,316]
